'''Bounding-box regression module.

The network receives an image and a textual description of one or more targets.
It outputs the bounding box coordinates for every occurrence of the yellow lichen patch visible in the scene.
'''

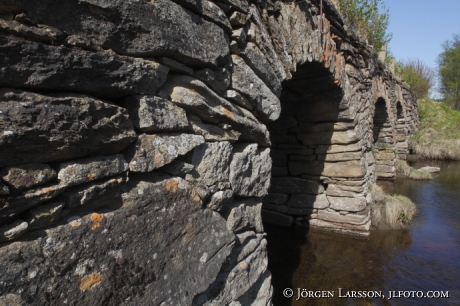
[87,173,96,180]
[91,213,103,230]
[239,261,248,270]
[154,154,164,166]
[221,107,233,120]
[165,180,178,193]
[80,273,102,291]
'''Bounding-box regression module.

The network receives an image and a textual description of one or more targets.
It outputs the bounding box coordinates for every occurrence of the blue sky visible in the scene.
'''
[383,0,460,97]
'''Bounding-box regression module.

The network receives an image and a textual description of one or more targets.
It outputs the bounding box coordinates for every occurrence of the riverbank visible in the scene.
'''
[409,98,460,160]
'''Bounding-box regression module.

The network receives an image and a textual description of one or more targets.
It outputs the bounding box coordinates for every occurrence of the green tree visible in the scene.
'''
[338,0,392,52]
[395,59,435,99]
[438,34,460,109]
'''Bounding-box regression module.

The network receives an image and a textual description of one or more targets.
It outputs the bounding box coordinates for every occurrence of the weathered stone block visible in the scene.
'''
[0,35,169,98]
[289,160,366,178]
[57,155,128,187]
[161,75,270,145]
[170,0,232,32]
[269,177,324,194]
[238,42,282,96]
[262,193,288,206]
[0,183,67,225]
[124,134,204,172]
[288,194,330,209]
[317,208,370,225]
[193,68,231,95]
[229,144,271,197]
[0,89,137,167]
[159,161,194,176]
[208,189,234,212]
[121,95,189,132]
[327,196,367,212]
[0,176,235,305]
[0,163,56,191]
[0,219,28,242]
[188,142,233,187]
[189,115,241,142]
[325,184,364,197]
[315,143,362,154]
[23,201,64,230]
[317,152,363,162]
[261,209,293,227]
[375,152,396,160]
[58,176,126,210]
[231,55,281,122]
[298,130,358,145]
[223,90,253,110]
[226,197,263,233]
[6,0,229,66]
[375,165,395,173]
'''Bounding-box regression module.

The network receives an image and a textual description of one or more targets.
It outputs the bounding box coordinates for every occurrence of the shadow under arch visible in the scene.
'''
[372,97,396,180]
[263,60,344,305]
[394,101,409,159]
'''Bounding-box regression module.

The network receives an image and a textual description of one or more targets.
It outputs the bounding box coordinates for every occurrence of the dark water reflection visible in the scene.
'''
[265,160,460,306]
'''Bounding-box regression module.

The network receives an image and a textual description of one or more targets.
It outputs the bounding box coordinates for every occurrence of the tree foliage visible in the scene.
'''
[438,34,460,110]
[338,0,392,52]
[395,59,435,99]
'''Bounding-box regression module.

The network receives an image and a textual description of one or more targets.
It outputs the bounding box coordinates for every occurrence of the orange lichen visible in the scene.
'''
[87,173,96,180]
[165,180,178,193]
[91,213,103,230]
[154,154,164,166]
[221,107,233,120]
[239,261,248,270]
[191,189,201,202]
[80,273,102,291]
[43,187,54,193]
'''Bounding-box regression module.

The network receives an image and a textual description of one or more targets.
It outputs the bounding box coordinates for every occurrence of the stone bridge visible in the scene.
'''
[0,0,417,304]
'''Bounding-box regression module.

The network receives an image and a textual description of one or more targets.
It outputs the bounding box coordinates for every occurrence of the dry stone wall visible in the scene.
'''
[0,0,417,304]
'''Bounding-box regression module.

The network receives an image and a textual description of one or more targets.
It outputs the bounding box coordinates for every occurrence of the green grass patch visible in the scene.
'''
[409,98,460,160]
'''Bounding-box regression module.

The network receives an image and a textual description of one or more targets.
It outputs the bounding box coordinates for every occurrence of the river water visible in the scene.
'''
[265,160,460,306]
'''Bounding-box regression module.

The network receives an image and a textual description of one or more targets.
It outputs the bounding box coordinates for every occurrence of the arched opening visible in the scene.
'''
[395,102,408,159]
[262,61,370,235]
[372,98,396,179]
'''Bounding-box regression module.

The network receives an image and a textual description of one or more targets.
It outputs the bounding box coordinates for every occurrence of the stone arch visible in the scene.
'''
[262,58,371,236]
[373,97,396,179]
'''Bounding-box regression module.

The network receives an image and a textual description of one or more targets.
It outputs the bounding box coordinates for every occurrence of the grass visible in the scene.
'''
[370,184,417,230]
[395,160,432,180]
[409,98,460,160]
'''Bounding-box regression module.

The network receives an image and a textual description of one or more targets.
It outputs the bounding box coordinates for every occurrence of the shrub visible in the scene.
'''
[338,0,392,52]
[395,59,436,99]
